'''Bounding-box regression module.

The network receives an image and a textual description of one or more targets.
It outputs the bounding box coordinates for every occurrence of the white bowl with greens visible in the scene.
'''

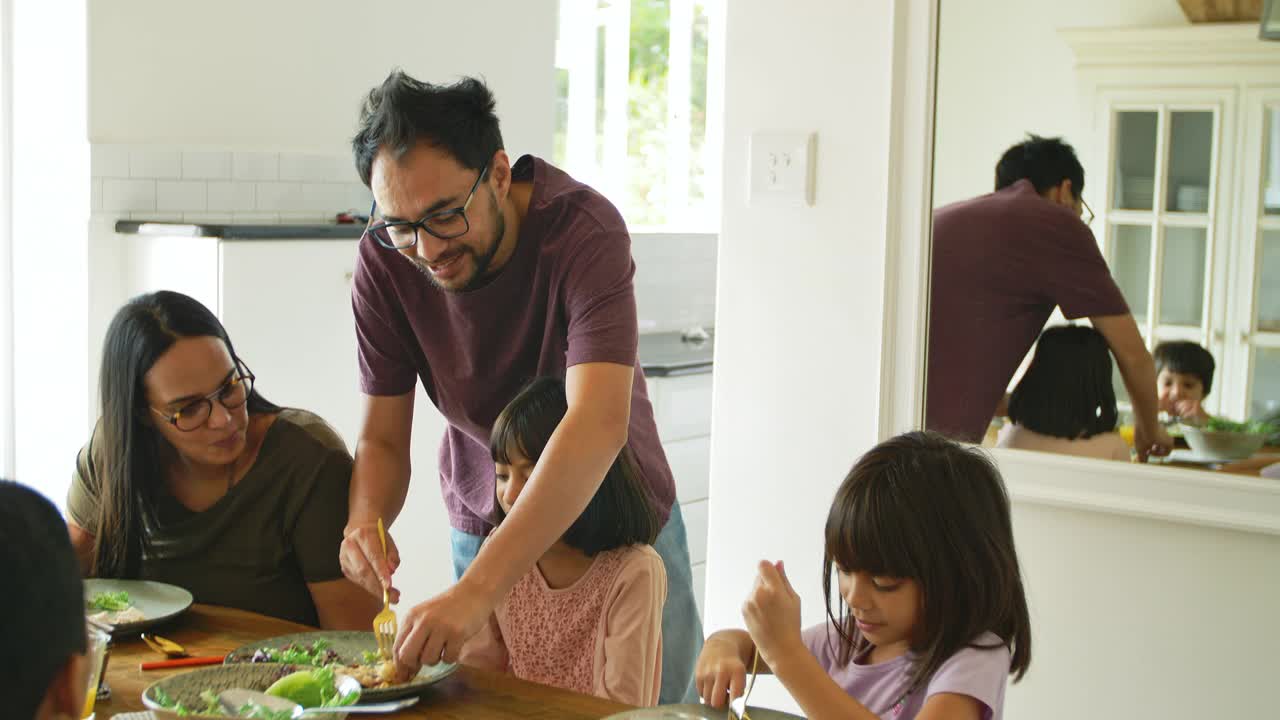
[1180,418,1276,461]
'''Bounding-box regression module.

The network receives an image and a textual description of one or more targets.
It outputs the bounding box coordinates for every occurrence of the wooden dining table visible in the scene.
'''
[97,604,634,719]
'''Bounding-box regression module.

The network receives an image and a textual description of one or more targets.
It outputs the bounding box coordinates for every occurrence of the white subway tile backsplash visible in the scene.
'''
[156,181,207,212]
[300,183,356,214]
[344,184,373,211]
[181,151,232,179]
[102,179,156,212]
[182,213,234,224]
[256,182,305,212]
[128,211,183,222]
[279,153,353,183]
[232,212,280,224]
[278,212,332,224]
[207,181,256,211]
[130,149,182,179]
[233,152,279,181]
[91,144,131,178]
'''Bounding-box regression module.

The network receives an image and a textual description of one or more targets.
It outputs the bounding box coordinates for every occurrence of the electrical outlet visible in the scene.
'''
[748,131,815,206]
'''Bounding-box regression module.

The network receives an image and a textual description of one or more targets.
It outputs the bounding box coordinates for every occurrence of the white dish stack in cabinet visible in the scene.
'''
[645,372,713,622]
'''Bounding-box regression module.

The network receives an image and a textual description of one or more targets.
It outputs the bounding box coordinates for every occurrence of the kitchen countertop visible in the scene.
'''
[118,220,714,375]
[639,330,714,376]
[115,220,364,240]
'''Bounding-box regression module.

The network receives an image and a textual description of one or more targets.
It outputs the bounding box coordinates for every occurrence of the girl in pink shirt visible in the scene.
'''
[697,432,1032,719]
[459,377,667,706]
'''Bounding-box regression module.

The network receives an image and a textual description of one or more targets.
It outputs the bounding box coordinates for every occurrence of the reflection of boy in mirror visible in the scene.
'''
[0,480,92,720]
[1153,341,1215,425]
[927,134,1174,461]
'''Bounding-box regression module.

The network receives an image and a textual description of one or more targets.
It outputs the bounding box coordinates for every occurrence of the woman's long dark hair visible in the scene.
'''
[489,377,659,555]
[1008,324,1118,439]
[91,290,280,578]
[821,432,1032,698]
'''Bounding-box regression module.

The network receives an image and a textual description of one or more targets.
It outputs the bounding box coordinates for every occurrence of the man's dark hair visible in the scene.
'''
[995,134,1085,199]
[1154,341,1216,396]
[1008,325,1119,440]
[352,71,505,187]
[0,480,87,720]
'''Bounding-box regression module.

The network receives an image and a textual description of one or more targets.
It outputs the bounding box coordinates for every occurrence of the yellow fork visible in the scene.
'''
[372,517,398,661]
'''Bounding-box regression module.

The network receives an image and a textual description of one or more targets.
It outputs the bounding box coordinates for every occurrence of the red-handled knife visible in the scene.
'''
[140,656,225,671]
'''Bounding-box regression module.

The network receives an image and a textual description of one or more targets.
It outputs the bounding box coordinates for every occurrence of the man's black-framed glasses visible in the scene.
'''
[364,166,489,250]
[151,362,255,432]
[1081,197,1095,226]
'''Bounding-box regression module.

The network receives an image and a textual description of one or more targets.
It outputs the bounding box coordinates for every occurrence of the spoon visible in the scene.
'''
[217,689,419,717]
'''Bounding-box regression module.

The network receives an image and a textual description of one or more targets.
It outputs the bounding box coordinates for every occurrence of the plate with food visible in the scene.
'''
[85,578,193,633]
[143,662,360,719]
[225,631,457,702]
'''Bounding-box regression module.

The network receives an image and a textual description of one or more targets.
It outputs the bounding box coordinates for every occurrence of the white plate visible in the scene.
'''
[84,578,193,634]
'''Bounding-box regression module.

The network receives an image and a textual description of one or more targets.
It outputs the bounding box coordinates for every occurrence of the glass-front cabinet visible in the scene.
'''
[1098,85,1279,423]
[1099,90,1233,411]
[1228,91,1280,423]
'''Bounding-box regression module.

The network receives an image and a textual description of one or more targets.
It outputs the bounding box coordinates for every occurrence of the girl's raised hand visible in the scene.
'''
[694,633,748,709]
[742,560,803,668]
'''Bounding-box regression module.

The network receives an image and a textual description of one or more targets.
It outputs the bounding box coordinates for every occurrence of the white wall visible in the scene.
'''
[12,0,89,503]
[705,0,894,710]
[88,0,557,159]
[932,0,1186,208]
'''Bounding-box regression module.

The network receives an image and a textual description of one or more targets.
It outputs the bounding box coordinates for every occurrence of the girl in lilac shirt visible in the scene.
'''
[460,377,667,706]
[697,432,1032,719]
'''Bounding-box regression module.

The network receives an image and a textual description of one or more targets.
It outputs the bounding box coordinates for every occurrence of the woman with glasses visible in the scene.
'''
[65,290,379,629]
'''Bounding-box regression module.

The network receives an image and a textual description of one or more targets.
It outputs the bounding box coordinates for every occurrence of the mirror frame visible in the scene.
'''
[880,0,1280,537]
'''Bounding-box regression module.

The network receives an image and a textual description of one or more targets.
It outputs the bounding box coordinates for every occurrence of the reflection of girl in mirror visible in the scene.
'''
[997,325,1130,461]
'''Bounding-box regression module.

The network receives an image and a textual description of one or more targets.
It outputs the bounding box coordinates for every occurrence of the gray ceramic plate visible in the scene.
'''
[141,663,360,719]
[84,578,193,634]
[225,631,457,702]
[602,705,805,720]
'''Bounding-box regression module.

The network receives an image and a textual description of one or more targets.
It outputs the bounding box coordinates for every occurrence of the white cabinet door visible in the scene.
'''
[649,373,714,441]
[665,435,711,503]
[218,240,455,602]
[682,498,709,566]
[218,240,364,446]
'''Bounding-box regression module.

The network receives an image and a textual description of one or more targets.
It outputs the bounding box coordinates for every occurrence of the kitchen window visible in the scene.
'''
[554,0,725,233]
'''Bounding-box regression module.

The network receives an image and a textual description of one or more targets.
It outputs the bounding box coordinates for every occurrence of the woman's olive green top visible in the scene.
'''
[68,409,352,627]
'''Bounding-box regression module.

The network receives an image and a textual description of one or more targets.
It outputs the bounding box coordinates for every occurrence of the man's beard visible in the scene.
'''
[410,205,506,293]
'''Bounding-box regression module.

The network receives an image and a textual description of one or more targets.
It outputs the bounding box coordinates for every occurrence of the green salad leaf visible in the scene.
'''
[1204,417,1280,435]
[251,639,338,666]
[87,590,131,612]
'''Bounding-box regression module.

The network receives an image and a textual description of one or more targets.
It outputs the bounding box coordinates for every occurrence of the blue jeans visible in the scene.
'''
[451,503,703,704]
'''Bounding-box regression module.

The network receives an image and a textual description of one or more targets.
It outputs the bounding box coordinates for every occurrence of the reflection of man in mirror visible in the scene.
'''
[926,135,1174,461]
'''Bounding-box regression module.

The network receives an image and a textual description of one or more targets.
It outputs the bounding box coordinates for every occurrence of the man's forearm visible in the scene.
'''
[462,410,626,601]
[1117,350,1160,430]
[349,439,412,527]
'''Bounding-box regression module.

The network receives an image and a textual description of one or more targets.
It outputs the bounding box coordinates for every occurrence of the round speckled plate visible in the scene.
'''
[225,631,457,702]
[84,578,193,635]
[141,663,360,718]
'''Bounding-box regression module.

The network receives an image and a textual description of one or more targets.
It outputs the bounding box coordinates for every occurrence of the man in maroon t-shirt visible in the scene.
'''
[927,135,1173,460]
[336,72,701,703]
